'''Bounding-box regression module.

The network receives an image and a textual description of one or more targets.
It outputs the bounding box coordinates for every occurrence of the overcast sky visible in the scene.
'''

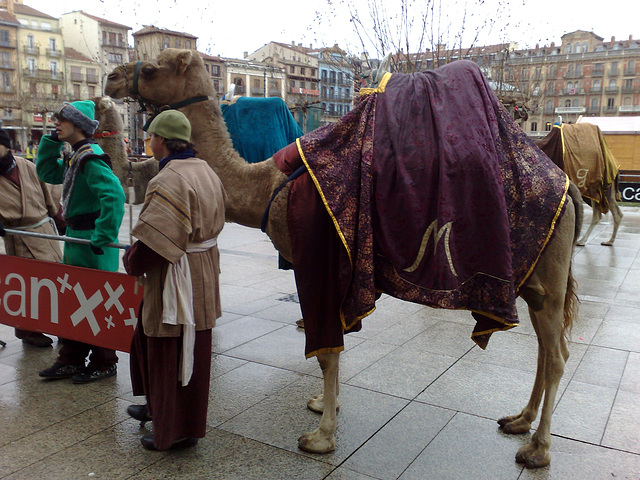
[24,0,640,59]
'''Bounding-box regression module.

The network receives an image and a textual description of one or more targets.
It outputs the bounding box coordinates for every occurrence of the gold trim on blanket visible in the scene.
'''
[518,175,570,290]
[359,72,392,96]
[306,345,345,359]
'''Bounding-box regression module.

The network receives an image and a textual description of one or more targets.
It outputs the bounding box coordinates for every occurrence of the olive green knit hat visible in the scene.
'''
[53,100,99,134]
[147,110,192,142]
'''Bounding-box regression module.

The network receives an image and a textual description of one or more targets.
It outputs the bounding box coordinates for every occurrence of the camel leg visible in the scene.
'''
[576,206,601,246]
[498,308,546,434]
[307,371,340,413]
[298,352,339,453]
[602,193,623,246]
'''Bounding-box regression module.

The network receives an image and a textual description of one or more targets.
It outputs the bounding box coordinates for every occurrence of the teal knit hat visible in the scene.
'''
[54,100,99,135]
[147,110,192,142]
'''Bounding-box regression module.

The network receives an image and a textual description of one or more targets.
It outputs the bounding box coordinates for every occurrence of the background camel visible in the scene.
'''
[92,96,158,204]
[536,122,622,246]
[105,49,583,469]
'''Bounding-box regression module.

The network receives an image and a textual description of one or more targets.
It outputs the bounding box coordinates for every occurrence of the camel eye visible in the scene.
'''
[141,65,158,77]
[107,72,119,80]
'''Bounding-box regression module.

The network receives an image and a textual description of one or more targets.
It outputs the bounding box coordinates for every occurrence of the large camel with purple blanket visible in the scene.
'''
[105,49,583,469]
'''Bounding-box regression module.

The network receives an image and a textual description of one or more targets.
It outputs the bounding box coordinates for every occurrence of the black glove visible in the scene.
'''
[49,131,59,142]
[0,220,5,237]
[90,243,104,255]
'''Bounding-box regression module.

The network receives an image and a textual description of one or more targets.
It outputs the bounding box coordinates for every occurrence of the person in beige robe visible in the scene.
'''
[0,128,63,347]
[123,110,226,451]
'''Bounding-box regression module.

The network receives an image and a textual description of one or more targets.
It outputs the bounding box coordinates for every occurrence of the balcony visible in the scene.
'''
[70,72,83,82]
[605,86,620,93]
[100,40,128,49]
[619,105,640,113]
[86,74,99,84]
[0,85,13,94]
[23,68,64,83]
[591,69,604,77]
[589,86,602,93]
[603,106,618,114]
[565,88,585,95]
[543,107,556,115]
[555,106,586,114]
[46,48,61,57]
[23,45,39,55]
[622,85,637,94]
[564,72,583,79]
[608,69,620,76]
[0,39,15,48]
[586,106,601,115]
[0,63,13,70]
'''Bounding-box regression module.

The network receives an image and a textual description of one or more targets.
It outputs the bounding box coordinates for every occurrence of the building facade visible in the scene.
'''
[505,31,640,137]
[310,44,354,125]
[248,41,321,132]
[222,56,285,99]
[0,5,20,146]
[132,25,197,62]
[199,52,226,98]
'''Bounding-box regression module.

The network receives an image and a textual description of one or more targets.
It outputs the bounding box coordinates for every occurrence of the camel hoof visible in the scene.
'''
[576,240,586,246]
[601,241,613,246]
[307,394,340,414]
[296,318,305,328]
[498,416,531,434]
[516,443,550,469]
[298,429,335,454]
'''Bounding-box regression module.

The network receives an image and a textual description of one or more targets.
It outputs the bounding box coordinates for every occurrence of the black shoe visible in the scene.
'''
[39,362,83,379]
[127,404,152,422]
[140,434,198,451]
[21,333,53,348]
[71,364,117,384]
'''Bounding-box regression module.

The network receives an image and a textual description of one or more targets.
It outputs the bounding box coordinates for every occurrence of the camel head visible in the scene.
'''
[91,96,124,131]
[105,48,214,108]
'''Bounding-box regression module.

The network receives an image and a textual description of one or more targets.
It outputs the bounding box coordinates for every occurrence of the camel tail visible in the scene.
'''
[563,181,583,338]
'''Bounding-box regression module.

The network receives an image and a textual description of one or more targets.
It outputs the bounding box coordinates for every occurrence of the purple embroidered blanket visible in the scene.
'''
[280,60,568,356]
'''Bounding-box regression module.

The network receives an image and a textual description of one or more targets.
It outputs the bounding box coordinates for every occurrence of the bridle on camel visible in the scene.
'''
[121,61,210,130]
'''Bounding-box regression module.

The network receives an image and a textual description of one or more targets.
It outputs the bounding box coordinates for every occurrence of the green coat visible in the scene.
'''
[36,135,125,272]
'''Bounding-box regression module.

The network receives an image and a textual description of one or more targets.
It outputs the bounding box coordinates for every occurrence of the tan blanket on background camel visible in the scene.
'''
[537,123,619,213]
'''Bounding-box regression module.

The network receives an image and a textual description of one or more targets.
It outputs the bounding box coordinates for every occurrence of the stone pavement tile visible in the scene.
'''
[604,304,640,324]
[362,308,440,345]
[576,277,620,302]
[569,299,609,345]
[0,397,132,476]
[552,380,617,444]
[401,321,476,358]
[326,468,381,479]
[592,319,640,353]
[222,323,317,374]
[207,361,303,427]
[0,373,119,446]
[572,260,630,283]
[601,389,640,455]
[210,353,247,378]
[620,352,640,394]
[397,413,526,480]
[570,345,628,388]
[342,402,455,480]
[249,297,303,324]
[520,435,640,480]
[221,289,296,317]
[127,428,335,480]
[338,338,398,382]
[416,359,554,423]
[2,422,160,480]
[214,310,243,327]
[346,343,458,399]
[219,375,409,465]
[212,315,285,353]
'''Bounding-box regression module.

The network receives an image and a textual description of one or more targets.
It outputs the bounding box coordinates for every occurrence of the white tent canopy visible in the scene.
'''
[577,116,640,134]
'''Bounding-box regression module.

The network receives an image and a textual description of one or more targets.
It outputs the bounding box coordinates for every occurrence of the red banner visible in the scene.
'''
[0,255,143,352]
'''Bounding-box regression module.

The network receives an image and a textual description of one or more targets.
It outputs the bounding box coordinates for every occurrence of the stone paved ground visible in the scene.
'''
[1,204,639,479]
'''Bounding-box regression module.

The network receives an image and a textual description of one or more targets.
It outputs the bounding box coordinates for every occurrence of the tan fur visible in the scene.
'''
[92,96,159,205]
[105,49,581,468]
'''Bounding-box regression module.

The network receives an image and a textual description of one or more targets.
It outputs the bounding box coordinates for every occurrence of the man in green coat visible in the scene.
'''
[36,100,125,384]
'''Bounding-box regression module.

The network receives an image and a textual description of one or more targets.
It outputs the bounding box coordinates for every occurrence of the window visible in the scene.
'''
[564,100,571,107]
[321,69,327,81]
[607,98,615,108]
[610,61,619,74]
[108,53,123,64]
[41,22,51,31]
[530,122,538,131]
[26,34,34,48]
[51,84,58,98]
[186,40,191,49]
[545,122,552,131]
[27,57,36,74]
[582,42,588,53]
[625,78,634,90]
[0,29,9,46]
[88,85,95,97]
[300,67,305,75]
[575,64,582,76]
[49,61,58,78]
[290,66,295,74]
[591,98,599,108]
[573,42,580,53]
[1,71,11,91]
[212,65,220,76]
[609,78,617,88]
[547,82,555,94]
[0,51,10,68]
[30,82,36,94]
[565,44,572,54]
[164,36,170,49]
[86,68,98,83]
[70,65,82,82]
[73,84,80,97]
[108,32,116,45]
[572,99,579,107]
[49,38,56,51]
[593,79,601,91]
[627,60,635,73]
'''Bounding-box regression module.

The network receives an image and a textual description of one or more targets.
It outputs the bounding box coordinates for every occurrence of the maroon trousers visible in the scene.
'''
[130,322,212,450]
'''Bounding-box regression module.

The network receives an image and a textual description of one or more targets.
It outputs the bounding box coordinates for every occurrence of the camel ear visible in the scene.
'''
[175,50,193,75]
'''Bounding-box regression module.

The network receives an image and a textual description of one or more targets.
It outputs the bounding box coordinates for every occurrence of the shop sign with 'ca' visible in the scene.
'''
[0,255,143,352]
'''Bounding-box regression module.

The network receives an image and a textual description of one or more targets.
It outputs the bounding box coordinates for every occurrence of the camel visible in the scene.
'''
[105,49,583,469]
[536,122,623,246]
[91,96,158,204]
